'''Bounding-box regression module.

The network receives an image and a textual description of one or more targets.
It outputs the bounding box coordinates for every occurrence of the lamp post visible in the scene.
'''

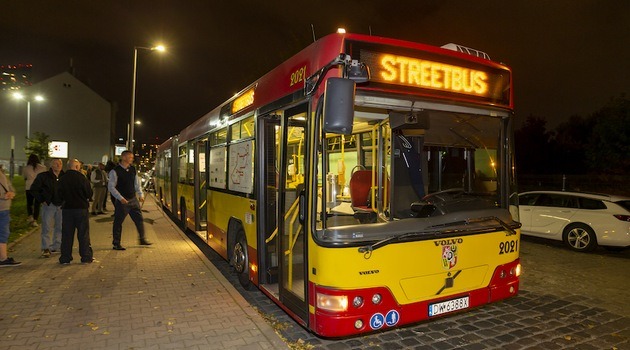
[13,92,44,139]
[129,44,165,153]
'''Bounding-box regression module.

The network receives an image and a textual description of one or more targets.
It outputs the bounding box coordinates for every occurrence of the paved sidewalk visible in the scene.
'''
[0,197,289,350]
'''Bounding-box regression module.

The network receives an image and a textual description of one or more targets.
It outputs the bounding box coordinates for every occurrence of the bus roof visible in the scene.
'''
[168,32,513,147]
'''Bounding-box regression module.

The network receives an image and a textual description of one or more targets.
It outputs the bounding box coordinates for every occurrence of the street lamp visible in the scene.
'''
[13,92,44,139]
[129,44,166,152]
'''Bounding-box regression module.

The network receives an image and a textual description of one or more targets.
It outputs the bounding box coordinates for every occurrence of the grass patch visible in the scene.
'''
[6,175,34,243]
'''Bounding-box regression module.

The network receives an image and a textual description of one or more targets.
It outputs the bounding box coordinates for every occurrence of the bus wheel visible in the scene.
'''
[233,230,254,290]
[563,223,597,252]
[180,199,187,231]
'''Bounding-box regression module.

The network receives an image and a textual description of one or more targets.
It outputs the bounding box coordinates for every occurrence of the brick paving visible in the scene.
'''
[0,197,288,350]
[7,194,627,349]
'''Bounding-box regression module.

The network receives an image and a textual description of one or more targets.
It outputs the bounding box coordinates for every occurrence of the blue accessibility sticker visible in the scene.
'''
[385,310,400,327]
[369,313,385,330]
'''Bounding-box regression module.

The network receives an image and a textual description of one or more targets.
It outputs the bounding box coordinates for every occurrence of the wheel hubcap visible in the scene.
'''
[567,228,589,249]
[233,242,246,273]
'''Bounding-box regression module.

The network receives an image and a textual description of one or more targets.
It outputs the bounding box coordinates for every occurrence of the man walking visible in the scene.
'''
[58,159,93,264]
[108,150,152,250]
[31,158,64,258]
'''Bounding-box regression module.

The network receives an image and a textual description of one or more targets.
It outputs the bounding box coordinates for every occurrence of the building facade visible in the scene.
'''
[0,71,115,168]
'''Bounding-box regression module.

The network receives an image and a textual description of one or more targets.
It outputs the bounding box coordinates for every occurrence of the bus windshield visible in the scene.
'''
[316,100,517,240]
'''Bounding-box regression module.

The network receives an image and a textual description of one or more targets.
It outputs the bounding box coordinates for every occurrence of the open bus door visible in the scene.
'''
[194,138,208,239]
[258,103,309,322]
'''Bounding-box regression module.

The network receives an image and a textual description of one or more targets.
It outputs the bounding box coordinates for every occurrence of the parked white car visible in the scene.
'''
[518,191,630,252]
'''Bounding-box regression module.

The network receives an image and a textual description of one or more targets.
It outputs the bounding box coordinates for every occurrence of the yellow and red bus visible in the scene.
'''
[155,32,521,337]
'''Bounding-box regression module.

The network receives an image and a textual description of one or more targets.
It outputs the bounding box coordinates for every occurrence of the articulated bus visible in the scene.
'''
[155,33,521,337]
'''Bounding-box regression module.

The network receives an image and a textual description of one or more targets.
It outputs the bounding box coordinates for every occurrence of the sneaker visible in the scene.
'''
[27,216,34,223]
[41,249,51,258]
[81,258,95,264]
[32,221,39,227]
[112,245,126,251]
[0,257,22,267]
[139,240,152,246]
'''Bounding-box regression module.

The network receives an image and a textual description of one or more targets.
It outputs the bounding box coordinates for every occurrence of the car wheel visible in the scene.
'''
[233,230,255,290]
[563,223,597,252]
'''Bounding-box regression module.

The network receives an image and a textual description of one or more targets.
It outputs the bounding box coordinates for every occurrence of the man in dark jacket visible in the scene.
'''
[31,158,64,258]
[58,159,93,264]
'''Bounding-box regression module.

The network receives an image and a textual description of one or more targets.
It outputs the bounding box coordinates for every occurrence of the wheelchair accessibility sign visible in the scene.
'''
[370,310,400,330]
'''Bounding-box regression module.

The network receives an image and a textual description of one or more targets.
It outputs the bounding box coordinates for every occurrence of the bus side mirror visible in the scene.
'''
[323,77,355,135]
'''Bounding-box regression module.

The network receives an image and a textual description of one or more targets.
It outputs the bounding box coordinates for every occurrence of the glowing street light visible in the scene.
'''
[129,44,166,152]
[13,92,44,139]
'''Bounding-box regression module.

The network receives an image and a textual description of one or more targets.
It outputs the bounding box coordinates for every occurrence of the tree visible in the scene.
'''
[553,115,594,174]
[585,96,630,174]
[24,131,51,162]
[514,115,555,174]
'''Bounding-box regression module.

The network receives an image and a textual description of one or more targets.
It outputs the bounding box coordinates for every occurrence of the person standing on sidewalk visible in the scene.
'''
[90,163,107,215]
[31,158,64,258]
[22,154,47,227]
[57,159,93,264]
[0,169,21,267]
[108,150,152,250]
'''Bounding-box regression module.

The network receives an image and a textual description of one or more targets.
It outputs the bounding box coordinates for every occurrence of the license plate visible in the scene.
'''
[428,296,469,317]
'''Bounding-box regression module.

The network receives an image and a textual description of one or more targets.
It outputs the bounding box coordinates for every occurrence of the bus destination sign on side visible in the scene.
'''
[358,47,511,107]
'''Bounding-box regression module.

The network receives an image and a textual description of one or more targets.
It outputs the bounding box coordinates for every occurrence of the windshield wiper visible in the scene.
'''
[357,216,517,254]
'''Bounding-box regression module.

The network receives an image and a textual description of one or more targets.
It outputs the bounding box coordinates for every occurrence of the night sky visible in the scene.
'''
[2,1,628,144]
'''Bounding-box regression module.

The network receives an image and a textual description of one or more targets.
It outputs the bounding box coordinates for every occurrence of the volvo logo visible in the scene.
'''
[433,238,463,246]
[359,270,380,275]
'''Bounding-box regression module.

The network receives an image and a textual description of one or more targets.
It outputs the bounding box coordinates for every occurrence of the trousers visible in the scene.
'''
[59,209,92,263]
[112,198,146,246]
[41,203,62,251]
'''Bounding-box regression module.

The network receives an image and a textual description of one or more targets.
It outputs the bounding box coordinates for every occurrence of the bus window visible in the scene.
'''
[187,141,195,185]
[317,105,506,227]
[178,145,187,184]
[231,115,255,142]
[210,128,227,146]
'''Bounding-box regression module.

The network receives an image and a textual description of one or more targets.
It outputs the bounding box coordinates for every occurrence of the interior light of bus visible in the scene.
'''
[337,28,346,34]
[371,293,382,305]
[250,264,258,273]
[317,293,348,312]
[352,296,364,308]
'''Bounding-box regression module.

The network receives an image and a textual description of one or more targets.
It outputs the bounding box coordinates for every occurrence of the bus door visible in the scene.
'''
[259,104,308,321]
[194,138,208,239]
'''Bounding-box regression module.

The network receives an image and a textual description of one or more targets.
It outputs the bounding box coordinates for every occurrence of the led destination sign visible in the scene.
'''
[379,54,488,96]
[358,47,511,106]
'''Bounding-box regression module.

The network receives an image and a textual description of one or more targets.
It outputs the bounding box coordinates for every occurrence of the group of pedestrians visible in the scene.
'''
[0,150,151,267]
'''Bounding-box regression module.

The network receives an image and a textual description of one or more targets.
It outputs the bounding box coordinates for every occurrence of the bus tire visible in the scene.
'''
[233,229,254,290]
[180,198,187,231]
[563,223,597,252]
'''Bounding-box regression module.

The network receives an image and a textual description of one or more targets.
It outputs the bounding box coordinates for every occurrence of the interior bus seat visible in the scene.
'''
[349,170,373,210]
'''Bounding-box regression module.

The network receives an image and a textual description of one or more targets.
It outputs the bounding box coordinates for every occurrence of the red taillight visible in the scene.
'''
[613,215,630,222]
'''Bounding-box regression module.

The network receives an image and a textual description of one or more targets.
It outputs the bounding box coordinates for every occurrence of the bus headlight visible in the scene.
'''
[317,293,348,312]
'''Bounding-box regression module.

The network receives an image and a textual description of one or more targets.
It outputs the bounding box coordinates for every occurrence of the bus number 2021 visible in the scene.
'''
[499,240,518,255]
